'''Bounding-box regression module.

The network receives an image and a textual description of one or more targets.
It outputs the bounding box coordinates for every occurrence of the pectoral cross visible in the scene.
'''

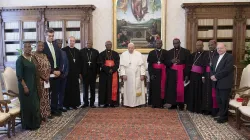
[73,59,75,63]
[157,61,160,64]
[88,61,91,66]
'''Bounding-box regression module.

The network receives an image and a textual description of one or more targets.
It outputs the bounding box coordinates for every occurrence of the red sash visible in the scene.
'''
[105,60,118,101]
[171,64,185,103]
[152,63,166,99]
[191,65,203,74]
[212,88,218,108]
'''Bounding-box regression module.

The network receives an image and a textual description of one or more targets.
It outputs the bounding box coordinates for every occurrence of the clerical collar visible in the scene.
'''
[87,48,92,51]
[156,49,161,51]
[175,48,180,51]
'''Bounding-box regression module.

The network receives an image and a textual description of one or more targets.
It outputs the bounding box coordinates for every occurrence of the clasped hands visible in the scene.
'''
[123,75,145,81]
[171,58,180,64]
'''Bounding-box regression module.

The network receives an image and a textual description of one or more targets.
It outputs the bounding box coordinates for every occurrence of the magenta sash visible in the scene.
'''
[191,65,203,74]
[212,88,218,108]
[206,66,211,72]
[152,63,166,99]
[171,64,185,103]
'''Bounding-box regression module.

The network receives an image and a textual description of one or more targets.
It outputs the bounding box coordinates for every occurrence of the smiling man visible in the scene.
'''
[210,43,234,123]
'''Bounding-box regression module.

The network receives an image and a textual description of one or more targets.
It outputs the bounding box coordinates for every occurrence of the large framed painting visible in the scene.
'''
[113,0,166,53]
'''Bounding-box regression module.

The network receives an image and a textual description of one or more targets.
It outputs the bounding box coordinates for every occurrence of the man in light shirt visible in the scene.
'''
[210,43,234,123]
[43,28,62,117]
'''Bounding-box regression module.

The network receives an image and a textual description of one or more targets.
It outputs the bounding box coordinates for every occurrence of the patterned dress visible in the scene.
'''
[33,52,51,119]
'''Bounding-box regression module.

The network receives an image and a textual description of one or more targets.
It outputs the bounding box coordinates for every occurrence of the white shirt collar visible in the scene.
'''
[46,41,53,46]
[219,52,226,58]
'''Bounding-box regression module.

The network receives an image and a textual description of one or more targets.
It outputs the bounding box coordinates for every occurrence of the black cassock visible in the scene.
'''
[80,48,99,106]
[202,50,219,115]
[147,49,168,107]
[187,51,207,113]
[98,50,120,106]
[165,48,190,105]
[62,46,81,108]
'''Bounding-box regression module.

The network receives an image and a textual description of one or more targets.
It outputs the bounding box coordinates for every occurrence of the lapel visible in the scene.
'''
[44,42,53,58]
[215,53,228,72]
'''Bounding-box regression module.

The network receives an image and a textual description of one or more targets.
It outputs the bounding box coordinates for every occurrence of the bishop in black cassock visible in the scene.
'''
[202,40,219,116]
[80,40,99,108]
[147,40,168,108]
[62,37,81,109]
[165,38,190,110]
[98,41,120,107]
[187,40,207,113]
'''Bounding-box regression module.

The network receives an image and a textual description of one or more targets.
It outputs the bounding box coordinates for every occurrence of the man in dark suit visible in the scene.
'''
[211,43,234,123]
[43,28,62,116]
[56,39,69,112]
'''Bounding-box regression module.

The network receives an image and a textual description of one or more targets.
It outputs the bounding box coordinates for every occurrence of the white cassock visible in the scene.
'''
[120,50,146,107]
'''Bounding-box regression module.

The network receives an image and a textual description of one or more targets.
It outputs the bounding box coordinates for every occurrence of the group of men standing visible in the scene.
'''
[44,27,233,124]
[148,39,234,124]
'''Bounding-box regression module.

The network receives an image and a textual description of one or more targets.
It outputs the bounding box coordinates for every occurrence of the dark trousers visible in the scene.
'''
[49,77,60,112]
[58,77,67,109]
[216,88,231,120]
[83,75,96,106]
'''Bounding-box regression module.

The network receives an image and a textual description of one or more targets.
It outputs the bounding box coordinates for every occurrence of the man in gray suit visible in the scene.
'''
[211,43,234,123]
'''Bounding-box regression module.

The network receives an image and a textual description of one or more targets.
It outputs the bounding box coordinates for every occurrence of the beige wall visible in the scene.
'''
[1,0,249,52]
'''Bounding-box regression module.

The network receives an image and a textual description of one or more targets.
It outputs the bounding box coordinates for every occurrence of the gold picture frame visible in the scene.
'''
[113,0,166,53]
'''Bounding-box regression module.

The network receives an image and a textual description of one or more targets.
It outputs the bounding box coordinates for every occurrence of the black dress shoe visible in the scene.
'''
[90,105,96,108]
[59,108,67,112]
[168,105,177,109]
[202,111,211,115]
[110,105,115,108]
[73,106,78,110]
[214,116,220,121]
[48,115,54,119]
[51,111,62,117]
[217,119,228,124]
[81,105,88,108]
[103,104,109,108]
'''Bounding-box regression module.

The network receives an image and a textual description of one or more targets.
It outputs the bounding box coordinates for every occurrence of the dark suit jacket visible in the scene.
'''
[211,53,234,89]
[60,50,69,78]
[43,41,62,73]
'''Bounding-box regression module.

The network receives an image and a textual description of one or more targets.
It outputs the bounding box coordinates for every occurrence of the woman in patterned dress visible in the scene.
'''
[32,41,51,124]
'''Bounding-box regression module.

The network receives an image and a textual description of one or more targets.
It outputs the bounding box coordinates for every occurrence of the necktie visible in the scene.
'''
[49,43,57,68]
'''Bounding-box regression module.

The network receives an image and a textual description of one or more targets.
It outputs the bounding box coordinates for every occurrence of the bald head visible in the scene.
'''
[196,40,204,51]
[217,43,227,55]
[86,40,93,48]
[128,43,135,54]
[105,41,112,50]
[156,40,162,49]
[68,36,76,48]
[173,38,181,48]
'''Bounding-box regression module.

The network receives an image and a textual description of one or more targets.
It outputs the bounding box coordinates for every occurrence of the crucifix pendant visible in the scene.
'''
[157,61,160,64]
[73,59,75,63]
[209,62,212,66]
[88,61,91,66]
